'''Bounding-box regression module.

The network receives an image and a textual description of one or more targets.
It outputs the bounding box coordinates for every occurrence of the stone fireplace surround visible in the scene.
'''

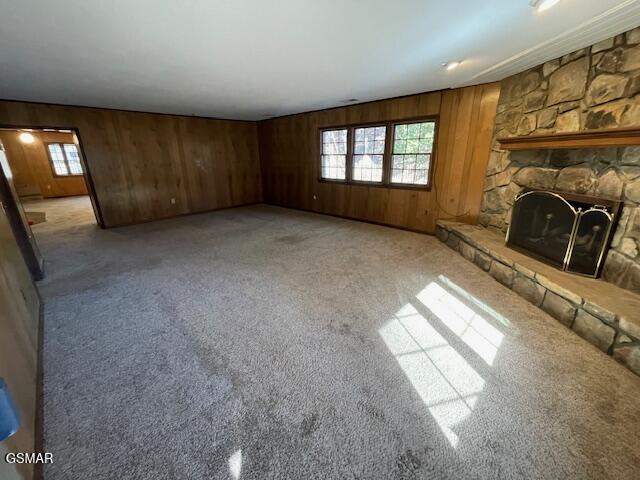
[480,27,640,295]
[447,27,640,376]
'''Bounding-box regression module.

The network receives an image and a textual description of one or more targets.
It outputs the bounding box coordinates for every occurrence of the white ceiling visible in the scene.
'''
[1,0,640,120]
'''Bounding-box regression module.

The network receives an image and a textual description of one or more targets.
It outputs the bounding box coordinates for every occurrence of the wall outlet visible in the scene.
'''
[170,198,176,205]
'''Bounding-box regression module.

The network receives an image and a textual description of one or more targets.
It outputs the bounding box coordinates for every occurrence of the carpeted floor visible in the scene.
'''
[29,196,640,479]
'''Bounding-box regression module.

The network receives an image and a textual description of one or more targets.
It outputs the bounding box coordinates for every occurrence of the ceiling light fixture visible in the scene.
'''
[530,0,560,12]
[18,132,35,144]
[443,61,461,71]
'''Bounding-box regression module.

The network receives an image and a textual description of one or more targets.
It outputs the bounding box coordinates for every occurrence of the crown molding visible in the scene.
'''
[468,0,640,85]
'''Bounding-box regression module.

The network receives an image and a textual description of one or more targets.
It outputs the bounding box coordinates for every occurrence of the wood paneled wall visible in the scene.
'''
[1,130,88,198]
[1,84,498,232]
[0,200,40,480]
[258,83,500,233]
[0,101,263,227]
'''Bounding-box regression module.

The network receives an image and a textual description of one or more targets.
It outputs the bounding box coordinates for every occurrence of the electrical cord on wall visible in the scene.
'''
[430,158,473,219]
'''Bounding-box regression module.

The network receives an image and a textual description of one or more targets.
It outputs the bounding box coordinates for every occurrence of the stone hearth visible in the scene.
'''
[480,27,640,294]
[436,220,640,376]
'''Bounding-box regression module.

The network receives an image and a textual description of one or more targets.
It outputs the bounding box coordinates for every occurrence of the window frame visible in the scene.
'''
[45,142,84,177]
[350,124,387,185]
[319,128,349,182]
[318,116,438,190]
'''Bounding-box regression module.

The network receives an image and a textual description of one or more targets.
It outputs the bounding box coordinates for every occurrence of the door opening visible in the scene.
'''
[0,127,104,280]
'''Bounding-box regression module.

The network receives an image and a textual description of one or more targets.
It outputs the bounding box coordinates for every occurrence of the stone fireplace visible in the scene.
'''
[436,27,640,376]
[507,190,620,277]
[479,27,640,295]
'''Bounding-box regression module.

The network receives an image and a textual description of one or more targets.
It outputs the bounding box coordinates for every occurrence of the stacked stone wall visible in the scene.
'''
[480,28,640,294]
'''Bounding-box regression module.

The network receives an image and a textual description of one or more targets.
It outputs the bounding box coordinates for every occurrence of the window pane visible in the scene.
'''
[391,121,435,186]
[324,142,344,155]
[406,139,420,154]
[353,155,383,182]
[64,144,83,174]
[321,129,347,180]
[419,138,433,152]
[365,128,375,141]
[321,154,346,180]
[420,122,435,138]
[403,154,416,170]
[48,144,69,175]
[352,126,385,183]
[407,123,421,138]
[322,129,347,155]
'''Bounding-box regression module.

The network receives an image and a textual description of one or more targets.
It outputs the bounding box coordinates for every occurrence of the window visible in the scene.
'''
[319,119,436,188]
[320,129,347,180]
[46,143,83,176]
[352,126,385,183]
[391,121,435,186]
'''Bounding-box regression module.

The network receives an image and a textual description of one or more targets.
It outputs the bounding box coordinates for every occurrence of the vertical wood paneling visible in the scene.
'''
[258,83,500,233]
[0,201,40,480]
[0,101,263,227]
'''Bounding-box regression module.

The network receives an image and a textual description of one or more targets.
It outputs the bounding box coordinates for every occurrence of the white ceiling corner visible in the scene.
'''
[469,0,640,85]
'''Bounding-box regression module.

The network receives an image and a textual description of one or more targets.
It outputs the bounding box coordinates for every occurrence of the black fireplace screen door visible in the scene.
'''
[506,190,618,278]
[508,191,576,269]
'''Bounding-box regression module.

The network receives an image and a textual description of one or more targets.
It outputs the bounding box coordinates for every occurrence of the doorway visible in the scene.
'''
[0,127,103,280]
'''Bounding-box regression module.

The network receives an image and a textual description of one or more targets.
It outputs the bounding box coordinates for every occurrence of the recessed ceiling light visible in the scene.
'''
[18,132,35,144]
[530,0,560,12]
[443,61,461,71]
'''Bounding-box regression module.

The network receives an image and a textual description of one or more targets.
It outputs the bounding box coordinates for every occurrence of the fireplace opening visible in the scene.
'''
[506,190,621,278]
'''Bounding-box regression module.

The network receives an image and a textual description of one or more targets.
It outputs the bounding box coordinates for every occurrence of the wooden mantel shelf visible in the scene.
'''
[497,127,640,150]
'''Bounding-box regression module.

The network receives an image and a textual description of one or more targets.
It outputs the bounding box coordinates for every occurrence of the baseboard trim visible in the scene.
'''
[263,202,435,236]
[106,201,265,228]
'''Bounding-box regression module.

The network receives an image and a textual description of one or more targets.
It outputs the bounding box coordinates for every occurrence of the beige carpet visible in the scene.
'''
[25,210,46,225]
[29,196,640,479]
